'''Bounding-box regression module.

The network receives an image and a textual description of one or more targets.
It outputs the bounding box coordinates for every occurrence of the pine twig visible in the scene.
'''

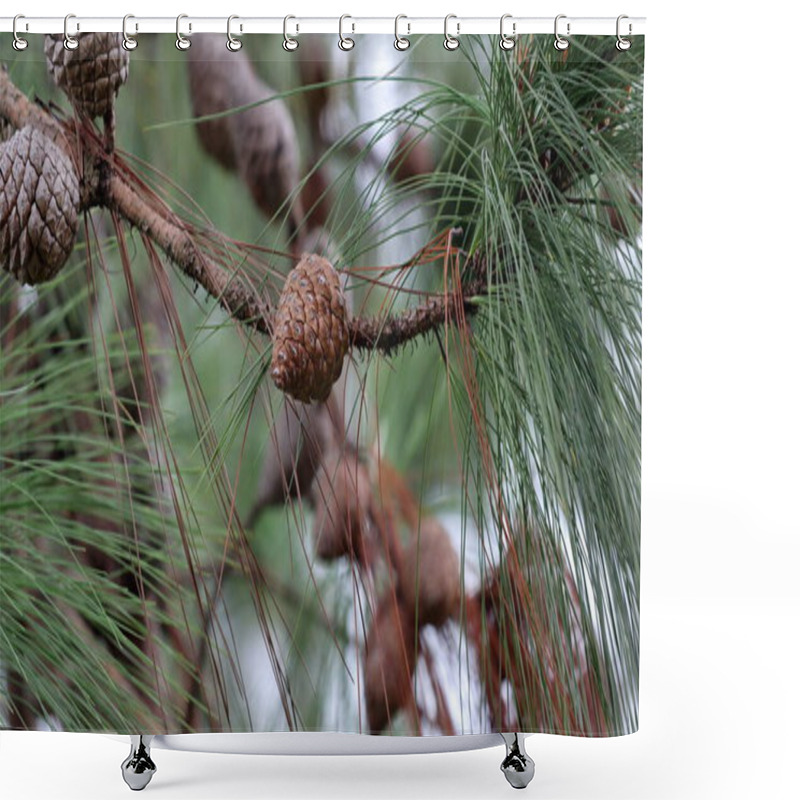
[349,276,486,355]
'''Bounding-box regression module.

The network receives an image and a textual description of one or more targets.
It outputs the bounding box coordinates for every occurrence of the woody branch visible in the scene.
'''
[1,69,485,355]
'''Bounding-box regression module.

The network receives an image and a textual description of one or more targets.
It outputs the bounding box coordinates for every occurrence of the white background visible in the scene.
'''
[2,1,799,798]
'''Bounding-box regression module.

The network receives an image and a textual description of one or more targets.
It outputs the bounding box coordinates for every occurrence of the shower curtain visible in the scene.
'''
[0,28,643,740]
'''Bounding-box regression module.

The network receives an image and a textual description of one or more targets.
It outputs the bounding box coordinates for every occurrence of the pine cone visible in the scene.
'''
[187,35,247,170]
[230,68,300,225]
[271,254,349,403]
[399,517,461,628]
[364,595,418,733]
[1,127,79,285]
[311,447,370,562]
[186,35,299,226]
[44,33,129,119]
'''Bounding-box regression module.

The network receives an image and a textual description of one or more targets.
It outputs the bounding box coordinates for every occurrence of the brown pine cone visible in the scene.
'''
[230,68,300,226]
[186,35,299,228]
[44,33,129,119]
[364,594,418,733]
[187,34,248,170]
[1,127,79,285]
[399,517,461,628]
[311,447,370,562]
[270,254,349,403]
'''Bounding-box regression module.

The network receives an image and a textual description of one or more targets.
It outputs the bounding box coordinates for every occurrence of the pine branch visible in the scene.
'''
[1,69,484,355]
[105,174,274,336]
[349,275,486,354]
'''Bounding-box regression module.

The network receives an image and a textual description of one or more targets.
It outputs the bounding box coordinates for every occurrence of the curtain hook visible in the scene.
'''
[443,14,460,51]
[283,15,298,51]
[500,14,517,51]
[64,14,79,51]
[554,14,570,51]
[175,14,191,51]
[12,15,28,51]
[227,15,242,51]
[339,15,355,51]
[394,15,410,51]
[122,15,138,51]
[616,15,632,51]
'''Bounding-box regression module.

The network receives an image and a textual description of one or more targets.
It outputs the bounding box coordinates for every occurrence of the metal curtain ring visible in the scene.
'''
[227,15,242,51]
[283,15,298,51]
[394,14,410,51]
[339,15,355,51]
[12,15,28,51]
[176,14,191,50]
[500,14,517,51]
[64,14,79,50]
[122,15,138,51]
[616,15,632,51]
[443,14,460,51]
[554,14,570,51]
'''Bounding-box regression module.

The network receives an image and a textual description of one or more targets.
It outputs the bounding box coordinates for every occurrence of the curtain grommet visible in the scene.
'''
[227,15,242,52]
[122,15,138,51]
[63,14,79,51]
[12,15,28,51]
[554,14,570,51]
[500,14,517,51]
[339,15,355,51]
[283,15,299,51]
[444,14,460,51]
[175,14,191,51]
[394,15,410,51]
